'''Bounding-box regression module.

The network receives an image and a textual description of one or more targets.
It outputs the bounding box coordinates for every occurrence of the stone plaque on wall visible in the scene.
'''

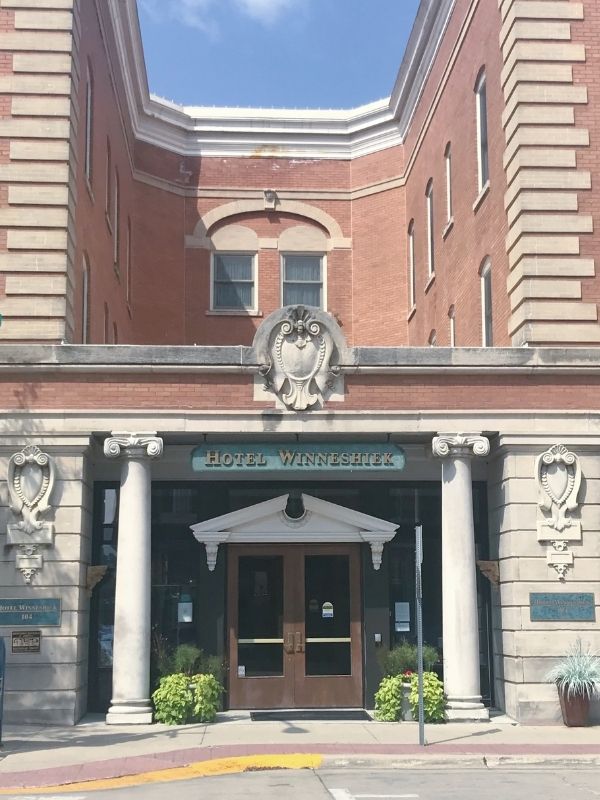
[530,593,596,622]
[11,630,41,654]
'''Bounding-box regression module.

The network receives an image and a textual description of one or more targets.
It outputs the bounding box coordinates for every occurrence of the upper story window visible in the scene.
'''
[426,179,435,278]
[105,139,112,221]
[82,254,90,344]
[444,143,453,223]
[407,219,415,310]
[428,329,437,346]
[475,69,489,192]
[212,252,256,311]
[282,254,323,308]
[113,169,120,269]
[480,258,493,346]
[448,304,456,347]
[126,216,132,306]
[84,63,94,184]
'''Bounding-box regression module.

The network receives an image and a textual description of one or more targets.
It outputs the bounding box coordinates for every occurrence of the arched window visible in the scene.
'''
[103,303,109,344]
[448,304,456,347]
[407,219,415,310]
[82,254,90,344]
[444,142,453,223]
[84,62,94,183]
[428,329,437,347]
[113,169,120,269]
[105,138,112,219]
[480,258,493,347]
[426,179,435,277]
[126,216,132,306]
[475,69,489,192]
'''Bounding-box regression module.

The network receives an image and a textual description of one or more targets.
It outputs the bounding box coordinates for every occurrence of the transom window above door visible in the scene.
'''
[212,252,255,311]
[282,254,323,308]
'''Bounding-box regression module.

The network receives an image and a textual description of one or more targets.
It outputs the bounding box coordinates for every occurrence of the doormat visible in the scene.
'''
[250,709,372,722]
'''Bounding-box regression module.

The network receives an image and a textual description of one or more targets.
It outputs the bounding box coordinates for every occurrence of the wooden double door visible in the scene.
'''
[228,544,363,709]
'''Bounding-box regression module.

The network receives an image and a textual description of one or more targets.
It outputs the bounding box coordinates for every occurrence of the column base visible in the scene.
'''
[106,702,153,725]
[446,697,490,722]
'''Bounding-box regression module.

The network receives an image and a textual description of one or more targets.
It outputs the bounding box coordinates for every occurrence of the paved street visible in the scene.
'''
[3,767,600,800]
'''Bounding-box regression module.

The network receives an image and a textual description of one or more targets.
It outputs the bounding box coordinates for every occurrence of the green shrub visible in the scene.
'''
[172,644,202,676]
[190,673,224,722]
[374,675,403,721]
[152,673,193,725]
[380,640,440,676]
[380,641,416,676]
[409,671,446,723]
[152,672,224,725]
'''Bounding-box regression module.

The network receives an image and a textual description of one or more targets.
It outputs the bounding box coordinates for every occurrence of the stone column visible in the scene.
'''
[432,433,490,721]
[104,432,163,725]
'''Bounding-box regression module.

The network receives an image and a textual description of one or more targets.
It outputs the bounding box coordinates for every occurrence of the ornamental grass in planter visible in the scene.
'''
[546,639,600,727]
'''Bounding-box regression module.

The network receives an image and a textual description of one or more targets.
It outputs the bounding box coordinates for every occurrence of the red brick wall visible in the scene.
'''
[6,370,600,412]
[69,0,515,350]
[72,0,139,344]
[401,0,510,347]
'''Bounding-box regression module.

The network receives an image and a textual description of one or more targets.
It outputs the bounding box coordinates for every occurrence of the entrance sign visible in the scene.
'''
[0,598,61,627]
[530,593,595,622]
[191,443,406,472]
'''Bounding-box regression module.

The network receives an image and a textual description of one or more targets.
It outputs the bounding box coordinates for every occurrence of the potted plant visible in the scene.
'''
[546,639,600,727]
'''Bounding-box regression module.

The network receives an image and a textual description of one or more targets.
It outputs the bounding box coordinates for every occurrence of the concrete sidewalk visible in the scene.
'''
[0,712,599,791]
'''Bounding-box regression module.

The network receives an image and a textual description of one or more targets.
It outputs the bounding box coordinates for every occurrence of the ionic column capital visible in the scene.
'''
[432,434,490,459]
[104,432,163,460]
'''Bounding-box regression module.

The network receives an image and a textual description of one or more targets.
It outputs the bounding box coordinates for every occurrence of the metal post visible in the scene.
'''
[415,522,426,746]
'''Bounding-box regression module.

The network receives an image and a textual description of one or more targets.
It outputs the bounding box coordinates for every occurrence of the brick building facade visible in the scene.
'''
[0,0,598,725]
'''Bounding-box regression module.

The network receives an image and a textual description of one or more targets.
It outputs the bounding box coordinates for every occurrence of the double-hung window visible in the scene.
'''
[212,253,255,311]
[475,70,489,192]
[282,254,323,308]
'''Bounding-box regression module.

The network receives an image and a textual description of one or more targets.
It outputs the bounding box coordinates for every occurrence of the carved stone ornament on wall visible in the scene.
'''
[7,445,56,584]
[535,443,582,580]
[253,305,350,411]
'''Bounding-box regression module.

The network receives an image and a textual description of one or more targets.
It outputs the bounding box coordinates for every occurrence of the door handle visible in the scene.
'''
[295,631,304,653]
[284,633,294,654]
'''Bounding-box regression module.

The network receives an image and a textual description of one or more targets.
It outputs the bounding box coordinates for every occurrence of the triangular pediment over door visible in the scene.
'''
[190,493,398,572]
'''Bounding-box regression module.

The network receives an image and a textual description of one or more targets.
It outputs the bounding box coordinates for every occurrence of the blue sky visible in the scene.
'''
[138,0,421,109]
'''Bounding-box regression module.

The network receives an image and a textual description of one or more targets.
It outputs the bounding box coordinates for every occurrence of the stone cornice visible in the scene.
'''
[106,0,456,159]
[4,345,600,375]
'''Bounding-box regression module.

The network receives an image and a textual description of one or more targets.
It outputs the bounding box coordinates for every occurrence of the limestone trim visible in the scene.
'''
[6,445,56,584]
[191,199,346,244]
[0,0,78,344]
[104,432,164,460]
[432,434,491,459]
[498,0,597,346]
[535,443,582,580]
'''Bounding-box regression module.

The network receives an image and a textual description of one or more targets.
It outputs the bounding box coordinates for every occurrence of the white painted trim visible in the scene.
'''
[426,179,435,278]
[444,142,453,222]
[190,493,398,571]
[104,0,457,160]
[408,219,416,310]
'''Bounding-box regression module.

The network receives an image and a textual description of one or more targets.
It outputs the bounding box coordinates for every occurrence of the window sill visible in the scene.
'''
[442,217,454,239]
[424,273,436,294]
[407,305,417,322]
[473,180,490,213]
[206,309,263,317]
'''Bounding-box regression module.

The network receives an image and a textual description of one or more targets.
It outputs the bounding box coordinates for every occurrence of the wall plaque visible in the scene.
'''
[12,630,41,654]
[530,593,595,622]
[0,598,61,627]
[192,443,406,472]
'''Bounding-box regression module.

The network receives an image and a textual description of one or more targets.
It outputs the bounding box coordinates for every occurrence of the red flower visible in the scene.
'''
[403,669,414,676]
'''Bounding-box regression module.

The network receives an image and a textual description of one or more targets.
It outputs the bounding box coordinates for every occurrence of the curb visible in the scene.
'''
[1,749,600,793]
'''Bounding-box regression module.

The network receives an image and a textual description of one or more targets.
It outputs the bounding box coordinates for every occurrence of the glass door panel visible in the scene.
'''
[304,555,351,676]
[237,556,283,677]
